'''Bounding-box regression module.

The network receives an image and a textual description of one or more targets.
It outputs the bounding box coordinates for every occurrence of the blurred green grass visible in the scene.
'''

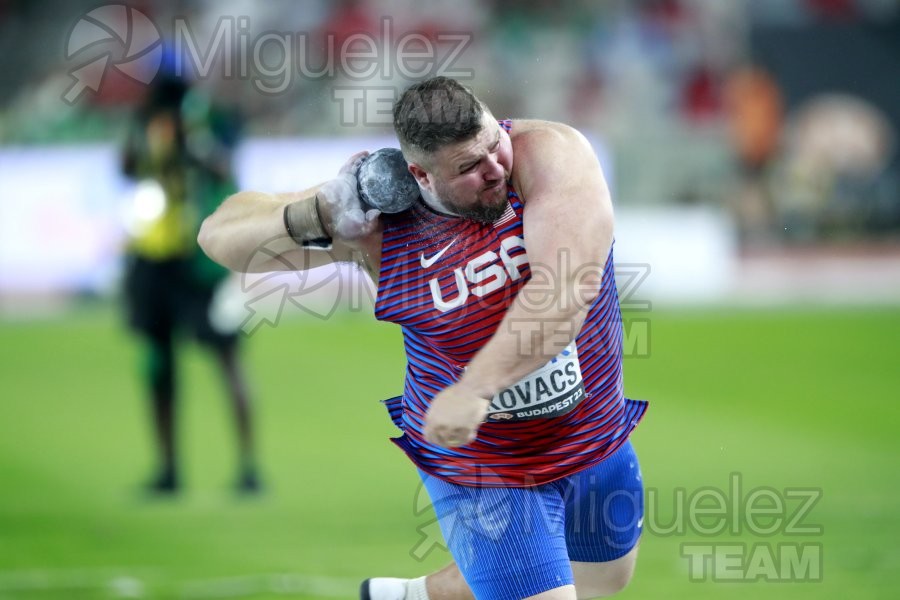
[0,305,898,599]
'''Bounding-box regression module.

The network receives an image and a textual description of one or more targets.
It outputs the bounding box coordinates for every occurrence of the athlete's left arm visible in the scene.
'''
[424,123,614,447]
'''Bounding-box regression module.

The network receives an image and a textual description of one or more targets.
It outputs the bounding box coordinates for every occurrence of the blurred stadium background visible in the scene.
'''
[1,0,898,598]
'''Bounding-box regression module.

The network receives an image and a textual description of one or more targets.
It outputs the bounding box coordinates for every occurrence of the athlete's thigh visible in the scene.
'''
[561,440,644,563]
[419,470,573,600]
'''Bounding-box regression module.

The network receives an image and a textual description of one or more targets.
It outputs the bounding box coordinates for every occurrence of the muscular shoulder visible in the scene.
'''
[509,119,587,148]
[507,120,594,196]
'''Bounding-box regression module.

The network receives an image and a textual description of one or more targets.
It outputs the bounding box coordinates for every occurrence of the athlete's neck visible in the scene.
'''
[419,186,458,218]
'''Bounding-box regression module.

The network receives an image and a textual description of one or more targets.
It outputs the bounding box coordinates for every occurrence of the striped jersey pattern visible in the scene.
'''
[374,120,647,487]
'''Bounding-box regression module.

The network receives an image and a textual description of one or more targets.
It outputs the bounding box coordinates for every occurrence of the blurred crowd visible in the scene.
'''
[0,0,898,247]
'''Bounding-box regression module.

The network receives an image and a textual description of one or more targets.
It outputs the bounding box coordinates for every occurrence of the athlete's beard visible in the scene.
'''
[432,179,509,224]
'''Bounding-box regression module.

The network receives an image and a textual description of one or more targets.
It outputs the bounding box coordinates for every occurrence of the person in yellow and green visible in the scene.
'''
[121,74,260,494]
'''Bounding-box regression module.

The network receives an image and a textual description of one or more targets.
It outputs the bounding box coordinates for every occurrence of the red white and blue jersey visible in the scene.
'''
[374,120,647,487]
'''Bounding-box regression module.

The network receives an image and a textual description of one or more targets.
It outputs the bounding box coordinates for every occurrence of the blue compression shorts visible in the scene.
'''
[419,440,643,600]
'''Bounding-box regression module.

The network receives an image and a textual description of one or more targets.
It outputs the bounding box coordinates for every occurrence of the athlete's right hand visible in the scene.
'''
[424,383,491,448]
[317,151,381,243]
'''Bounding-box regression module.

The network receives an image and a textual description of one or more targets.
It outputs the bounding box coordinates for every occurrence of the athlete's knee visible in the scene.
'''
[573,546,639,599]
[592,560,635,597]
[524,584,577,600]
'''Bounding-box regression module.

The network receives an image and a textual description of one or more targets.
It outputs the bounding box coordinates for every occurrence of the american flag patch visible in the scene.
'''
[493,201,516,228]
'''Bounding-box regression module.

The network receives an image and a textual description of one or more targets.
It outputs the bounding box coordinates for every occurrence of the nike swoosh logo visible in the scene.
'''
[420,238,457,269]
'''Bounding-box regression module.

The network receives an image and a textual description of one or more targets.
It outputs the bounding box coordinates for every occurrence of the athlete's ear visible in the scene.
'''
[408,162,430,188]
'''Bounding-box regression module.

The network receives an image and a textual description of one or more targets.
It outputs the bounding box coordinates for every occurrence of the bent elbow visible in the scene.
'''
[571,259,606,309]
[197,216,214,257]
[197,215,227,267]
[576,274,603,308]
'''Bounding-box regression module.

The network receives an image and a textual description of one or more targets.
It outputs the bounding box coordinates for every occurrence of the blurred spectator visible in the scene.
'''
[120,73,260,494]
[724,64,784,243]
[725,65,783,173]
[681,63,722,123]
[777,94,895,240]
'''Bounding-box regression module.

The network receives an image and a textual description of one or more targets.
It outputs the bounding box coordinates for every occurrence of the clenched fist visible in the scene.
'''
[424,383,491,448]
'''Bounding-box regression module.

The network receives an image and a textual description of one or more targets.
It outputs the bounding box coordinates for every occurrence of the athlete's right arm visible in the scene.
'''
[198,152,381,274]
[198,187,333,272]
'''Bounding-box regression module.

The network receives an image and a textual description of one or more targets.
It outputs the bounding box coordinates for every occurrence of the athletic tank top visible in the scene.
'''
[374,120,647,487]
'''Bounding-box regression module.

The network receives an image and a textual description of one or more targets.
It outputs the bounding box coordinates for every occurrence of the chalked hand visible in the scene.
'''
[316,151,380,242]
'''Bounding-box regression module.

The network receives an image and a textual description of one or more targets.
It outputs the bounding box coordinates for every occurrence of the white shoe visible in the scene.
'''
[360,577,408,600]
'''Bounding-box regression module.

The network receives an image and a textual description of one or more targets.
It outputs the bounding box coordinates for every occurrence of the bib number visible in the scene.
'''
[486,343,585,422]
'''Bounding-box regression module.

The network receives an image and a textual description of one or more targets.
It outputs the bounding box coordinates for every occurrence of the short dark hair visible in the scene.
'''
[393,76,485,159]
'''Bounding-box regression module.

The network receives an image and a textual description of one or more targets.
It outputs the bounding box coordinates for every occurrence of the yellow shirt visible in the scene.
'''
[128,171,197,261]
